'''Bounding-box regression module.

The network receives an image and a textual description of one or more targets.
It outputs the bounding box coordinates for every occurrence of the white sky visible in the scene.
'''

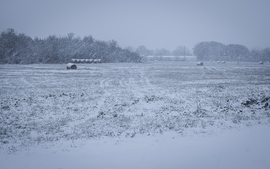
[0,0,270,50]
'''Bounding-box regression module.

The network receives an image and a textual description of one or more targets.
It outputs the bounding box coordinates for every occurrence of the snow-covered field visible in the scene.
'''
[1,61,270,168]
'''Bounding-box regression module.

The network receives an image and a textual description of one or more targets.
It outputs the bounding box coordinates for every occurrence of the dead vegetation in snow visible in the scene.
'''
[0,61,270,153]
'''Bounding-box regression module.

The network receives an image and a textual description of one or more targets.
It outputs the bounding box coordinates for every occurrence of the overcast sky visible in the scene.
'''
[0,0,270,51]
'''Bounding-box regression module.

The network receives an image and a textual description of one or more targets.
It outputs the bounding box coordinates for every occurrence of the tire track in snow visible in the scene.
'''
[99,78,114,88]
[19,76,34,88]
[98,66,164,105]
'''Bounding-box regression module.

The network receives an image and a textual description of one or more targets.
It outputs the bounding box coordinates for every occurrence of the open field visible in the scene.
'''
[1,61,270,152]
[1,61,270,168]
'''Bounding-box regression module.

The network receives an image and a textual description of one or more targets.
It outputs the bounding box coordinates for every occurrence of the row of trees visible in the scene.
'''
[193,41,270,61]
[1,29,269,64]
[135,45,192,57]
[0,29,141,64]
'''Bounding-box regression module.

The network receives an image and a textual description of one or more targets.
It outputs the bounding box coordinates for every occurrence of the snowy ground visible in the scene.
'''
[1,61,270,168]
[1,125,270,169]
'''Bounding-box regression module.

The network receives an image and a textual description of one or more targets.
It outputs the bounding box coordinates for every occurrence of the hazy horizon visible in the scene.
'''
[1,0,270,50]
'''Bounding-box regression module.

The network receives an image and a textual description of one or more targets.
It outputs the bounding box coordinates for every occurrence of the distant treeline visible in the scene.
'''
[0,29,141,64]
[134,45,192,57]
[193,41,270,61]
